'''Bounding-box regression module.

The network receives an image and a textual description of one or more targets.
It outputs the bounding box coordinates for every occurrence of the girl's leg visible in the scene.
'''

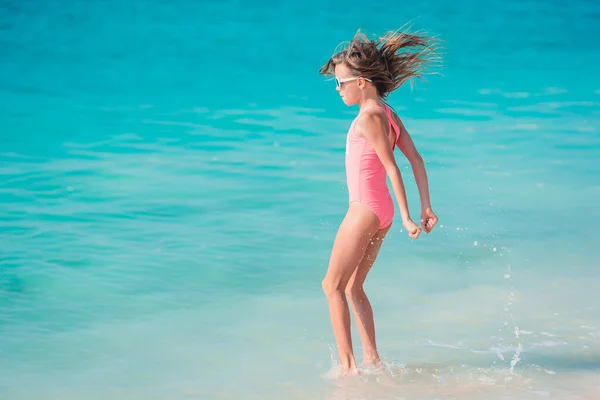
[322,202,381,374]
[345,224,391,366]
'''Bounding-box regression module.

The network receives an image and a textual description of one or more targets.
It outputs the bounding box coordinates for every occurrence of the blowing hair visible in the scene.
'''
[319,25,442,98]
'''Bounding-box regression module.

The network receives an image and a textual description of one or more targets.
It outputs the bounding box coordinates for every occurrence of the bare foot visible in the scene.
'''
[363,357,383,369]
[339,367,361,377]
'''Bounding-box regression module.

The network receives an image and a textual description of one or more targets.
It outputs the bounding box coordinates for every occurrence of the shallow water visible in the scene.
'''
[1,0,600,398]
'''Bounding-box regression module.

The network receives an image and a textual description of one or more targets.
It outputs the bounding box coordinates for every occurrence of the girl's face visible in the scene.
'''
[334,63,363,106]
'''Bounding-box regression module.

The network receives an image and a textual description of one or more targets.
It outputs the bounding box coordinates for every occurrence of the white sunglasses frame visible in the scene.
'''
[335,76,372,88]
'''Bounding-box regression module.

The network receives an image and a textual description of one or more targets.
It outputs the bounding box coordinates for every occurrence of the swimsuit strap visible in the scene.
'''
[383,105,401,149]
[355,104,401,147]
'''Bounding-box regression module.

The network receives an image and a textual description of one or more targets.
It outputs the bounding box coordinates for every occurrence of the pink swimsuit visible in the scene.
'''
[345,104,401,229]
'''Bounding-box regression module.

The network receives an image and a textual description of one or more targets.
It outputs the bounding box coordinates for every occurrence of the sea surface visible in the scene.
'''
[1,0,600,399]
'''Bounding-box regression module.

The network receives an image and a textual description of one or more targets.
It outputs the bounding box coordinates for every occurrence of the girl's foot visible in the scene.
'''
[363,356,382,368]
[340,367,361,377]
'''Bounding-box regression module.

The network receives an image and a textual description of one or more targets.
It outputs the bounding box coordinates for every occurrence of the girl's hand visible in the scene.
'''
[403,219,422,239]
[420,208,438,234]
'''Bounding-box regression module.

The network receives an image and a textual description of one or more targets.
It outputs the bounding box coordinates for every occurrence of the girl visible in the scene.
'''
[319,28,440,375]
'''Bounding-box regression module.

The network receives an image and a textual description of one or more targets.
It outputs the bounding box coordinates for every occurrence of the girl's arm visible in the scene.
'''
[356,110,421,239]
[394,118,438,234]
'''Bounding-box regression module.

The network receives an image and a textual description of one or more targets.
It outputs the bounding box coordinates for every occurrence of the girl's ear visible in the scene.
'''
[358,77,366,89]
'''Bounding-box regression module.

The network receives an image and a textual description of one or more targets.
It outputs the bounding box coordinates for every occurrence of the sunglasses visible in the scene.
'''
[335,76,372,88]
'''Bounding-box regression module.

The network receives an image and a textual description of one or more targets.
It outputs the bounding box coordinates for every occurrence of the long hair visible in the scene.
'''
[319,25,442,98]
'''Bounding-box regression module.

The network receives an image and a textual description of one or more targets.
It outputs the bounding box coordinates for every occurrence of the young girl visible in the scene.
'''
[319,28,440,375]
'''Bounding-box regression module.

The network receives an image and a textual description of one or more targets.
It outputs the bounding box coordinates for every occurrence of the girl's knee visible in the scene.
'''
[322,276,345,297]
[345,284,364,302]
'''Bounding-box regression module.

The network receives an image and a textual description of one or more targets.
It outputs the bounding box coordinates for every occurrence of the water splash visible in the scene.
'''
[501,263,523,374]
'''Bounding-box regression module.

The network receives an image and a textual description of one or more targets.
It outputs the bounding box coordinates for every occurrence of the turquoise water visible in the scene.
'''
[1,0,600,399]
